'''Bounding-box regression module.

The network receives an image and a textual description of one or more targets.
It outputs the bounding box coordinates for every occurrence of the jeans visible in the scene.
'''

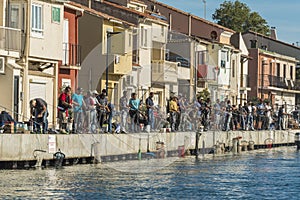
[107,113,113,133]
[147,109,154,130]
[240,115,246,130]
[224,112,232,131]
[170,112,178,131]
[247,114,254,130]
[98,110,106,128]
[278,116,284,130]
[73,111,83,133]
[130,110,139,132]
[35,110,48,133]
[121,110,128,131]
[90,109,98,133]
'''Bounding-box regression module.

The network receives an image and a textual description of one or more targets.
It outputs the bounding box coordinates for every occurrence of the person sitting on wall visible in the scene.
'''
[30,98,48,134]
[0,111,15,133]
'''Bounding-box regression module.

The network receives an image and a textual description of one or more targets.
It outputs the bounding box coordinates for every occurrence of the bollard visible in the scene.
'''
[242,144,248,151]
[237,144,242,153]
[295,133,300,150]
[195,130,202,158]
[248,141,255,150]
[232,138,238,154]
[178,145,185,157]
[215,143,222,154]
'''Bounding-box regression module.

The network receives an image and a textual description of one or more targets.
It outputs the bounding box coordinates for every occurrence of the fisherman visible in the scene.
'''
[146,92,155,131]
[128,93,140,133]
[119,91,129,133]
[169,96,179,132]
[72,87,85,133]
[58,86,72,134]
[30,98,48,133]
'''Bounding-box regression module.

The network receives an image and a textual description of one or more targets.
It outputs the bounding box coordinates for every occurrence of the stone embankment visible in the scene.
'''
[0,130,297,169]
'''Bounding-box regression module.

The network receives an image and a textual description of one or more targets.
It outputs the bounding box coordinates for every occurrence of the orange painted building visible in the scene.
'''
[58,3,83,93]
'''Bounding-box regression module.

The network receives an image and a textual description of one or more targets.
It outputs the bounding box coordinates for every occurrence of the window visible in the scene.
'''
[31,4,43,36]
[290,66,293,80]
[220,51,226,68]
[0,57,4,74]
[9,4,20,29]
[283,64,286,77]
[232,60,235,77]
[269,63,272,75]
[52,7,60,23]
[141,26,147,47]
[276,63,280,77]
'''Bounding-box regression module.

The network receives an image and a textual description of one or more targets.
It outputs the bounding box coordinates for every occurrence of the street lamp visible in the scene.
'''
[106,31,121,94]
[202,0,207,19]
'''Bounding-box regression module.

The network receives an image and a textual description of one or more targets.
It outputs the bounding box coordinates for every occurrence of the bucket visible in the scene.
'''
[248,141,255,150]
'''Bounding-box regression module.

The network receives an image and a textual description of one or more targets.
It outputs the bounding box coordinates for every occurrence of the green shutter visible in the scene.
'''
[52,7,60,23]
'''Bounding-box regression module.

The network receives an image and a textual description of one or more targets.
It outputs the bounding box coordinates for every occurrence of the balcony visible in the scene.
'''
[0,26,21,56]
[62,43,81,68]
[295,79,300,90]
[152,60,178,84]
[267,75,290,89]
[259,75,298,91]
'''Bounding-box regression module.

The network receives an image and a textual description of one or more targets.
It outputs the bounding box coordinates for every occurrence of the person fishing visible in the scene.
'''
[30,98,48,133]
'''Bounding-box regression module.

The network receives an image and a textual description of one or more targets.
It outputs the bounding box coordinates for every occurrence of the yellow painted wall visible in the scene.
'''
[0,64,14,112]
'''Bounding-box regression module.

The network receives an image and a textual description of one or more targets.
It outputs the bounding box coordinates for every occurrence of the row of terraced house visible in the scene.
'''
[1,0,300,129]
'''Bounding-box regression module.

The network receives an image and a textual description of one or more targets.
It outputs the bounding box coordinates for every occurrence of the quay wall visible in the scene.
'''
[0,130,297,162]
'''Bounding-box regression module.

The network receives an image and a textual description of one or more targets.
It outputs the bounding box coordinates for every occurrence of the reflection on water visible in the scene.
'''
[0,147,299,199]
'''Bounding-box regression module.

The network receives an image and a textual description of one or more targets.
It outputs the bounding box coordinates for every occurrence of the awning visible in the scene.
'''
[6,62,23,70]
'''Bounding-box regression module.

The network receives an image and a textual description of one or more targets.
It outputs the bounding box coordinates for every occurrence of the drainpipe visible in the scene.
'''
[22,0,31,121]
[188,14,192,37]
[169,13,172,31]
[5,0,10,27]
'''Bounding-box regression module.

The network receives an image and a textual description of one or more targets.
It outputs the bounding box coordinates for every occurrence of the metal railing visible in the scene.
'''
[0,26,21,52]
[295,80,300,90]
[62,43,81,66]
[268,75,289,89]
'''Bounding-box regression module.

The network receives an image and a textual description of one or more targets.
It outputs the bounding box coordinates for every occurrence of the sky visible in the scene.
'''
[159,0,300,45]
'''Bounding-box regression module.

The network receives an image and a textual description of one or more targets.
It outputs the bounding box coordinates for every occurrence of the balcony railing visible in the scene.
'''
[295,79,300,90]
[152,60,178,83]
[62,43,81,67]
[267,75,290,89]
[0,26,21,53]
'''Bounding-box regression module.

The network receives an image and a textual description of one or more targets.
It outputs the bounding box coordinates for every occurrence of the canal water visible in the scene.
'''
[0,147,299,199]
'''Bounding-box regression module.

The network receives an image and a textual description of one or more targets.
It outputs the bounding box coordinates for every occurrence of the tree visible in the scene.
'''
[212,1,269,35]
[197,88,210,101]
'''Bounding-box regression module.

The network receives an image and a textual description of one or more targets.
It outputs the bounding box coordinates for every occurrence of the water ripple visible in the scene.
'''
[0,147,299,199]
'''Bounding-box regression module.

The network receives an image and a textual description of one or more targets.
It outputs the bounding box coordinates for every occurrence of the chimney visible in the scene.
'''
[270,27,277,40]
